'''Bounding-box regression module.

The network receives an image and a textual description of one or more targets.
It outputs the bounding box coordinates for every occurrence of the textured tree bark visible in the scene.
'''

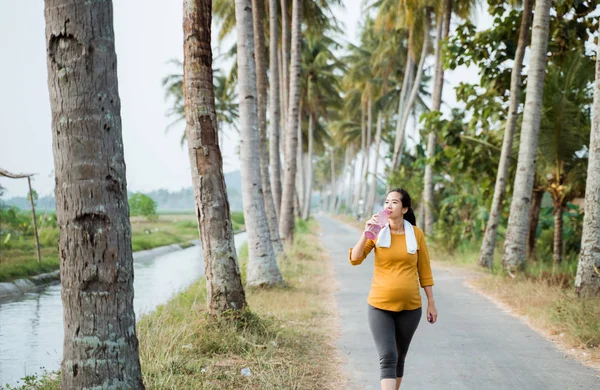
[575,38,600,297]
[43,0,144,388]
[269,0,283,219]
[27,176,42,264]
[183,0,247,315]
[353,103,366,216]
[279,0,302,242]
[296,108,305,217]
[391,12,431,171]
[479,0,532,268]
[366,112,383,216]
[235,0,283,286]
[526,188,544,261]
[360,99,372,217]
[302,114,314,220]
[390,42,414,172]
[280,0,290,130]
[423,0,453,235]
[503,0,551,272]
[253,0,284,255]
[553,206,564,265]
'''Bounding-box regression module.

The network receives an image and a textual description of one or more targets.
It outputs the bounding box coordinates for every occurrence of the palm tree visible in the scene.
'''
[280,0,303,242]
[183,0,247,314]
[575,39,600,297]
[502,0,552,272]
[162,64,238,146]
[537,53,592,265]
[270,0,283,217]
[478,0,533,268]
[252,0,284,255]
[423,0,476,235]
[43,0,144,388]
[300,32,343,219]
[235,0,283,286]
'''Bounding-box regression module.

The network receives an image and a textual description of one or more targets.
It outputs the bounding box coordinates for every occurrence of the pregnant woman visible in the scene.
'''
[349,188,437,390]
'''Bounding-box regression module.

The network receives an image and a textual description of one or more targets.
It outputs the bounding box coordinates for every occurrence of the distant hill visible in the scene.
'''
[1,170,243,212]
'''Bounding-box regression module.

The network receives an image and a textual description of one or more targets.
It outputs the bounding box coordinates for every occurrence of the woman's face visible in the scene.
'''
[384,192,408,218]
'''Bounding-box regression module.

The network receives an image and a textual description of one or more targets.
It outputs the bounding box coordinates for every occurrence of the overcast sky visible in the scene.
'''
[0,1,491,198]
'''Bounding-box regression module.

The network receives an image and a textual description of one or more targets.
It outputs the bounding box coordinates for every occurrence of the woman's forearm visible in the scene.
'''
[423,286,435,304]
[351,235,369,261]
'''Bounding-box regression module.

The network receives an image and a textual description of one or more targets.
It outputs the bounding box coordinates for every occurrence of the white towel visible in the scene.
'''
[376,219,417,254]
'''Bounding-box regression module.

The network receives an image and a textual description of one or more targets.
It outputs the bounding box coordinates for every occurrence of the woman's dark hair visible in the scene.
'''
[387,188,416,226]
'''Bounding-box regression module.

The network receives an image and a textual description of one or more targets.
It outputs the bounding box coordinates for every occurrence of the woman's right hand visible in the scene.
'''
[365,214,378,230]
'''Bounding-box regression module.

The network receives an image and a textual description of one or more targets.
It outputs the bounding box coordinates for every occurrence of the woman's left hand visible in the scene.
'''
[427,302,438,324]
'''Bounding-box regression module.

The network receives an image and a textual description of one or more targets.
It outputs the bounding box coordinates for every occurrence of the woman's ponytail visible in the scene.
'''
[404,207,416,226]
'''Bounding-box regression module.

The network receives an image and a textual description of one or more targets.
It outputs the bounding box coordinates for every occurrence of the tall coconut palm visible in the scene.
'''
[391,6,432,171]
[537,52,592,265]
[575,38,600,297]
[280,0,303,242]
[366,111,384,215]
[252,0,284,255]
[423,0,476,235]
[183,0,247,314]
[478,0,533,268]
[43,0,144,388]
[162,65,238,147]
[235,0,283,286]
[300,32,343,219]
[270,0,283,217]
[502,0,552,272]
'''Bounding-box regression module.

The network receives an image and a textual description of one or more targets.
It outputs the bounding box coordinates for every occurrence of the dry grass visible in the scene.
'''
[14,219,343,390]
[135,219,344,389]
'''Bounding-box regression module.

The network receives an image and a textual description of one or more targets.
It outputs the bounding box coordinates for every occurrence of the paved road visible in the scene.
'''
[317,215,599,390]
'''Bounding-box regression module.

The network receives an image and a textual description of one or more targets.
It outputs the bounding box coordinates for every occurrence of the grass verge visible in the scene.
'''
[9,218,343,389]
[0,212,245,283]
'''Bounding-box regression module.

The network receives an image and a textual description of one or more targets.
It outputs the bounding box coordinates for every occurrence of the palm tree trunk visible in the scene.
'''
[349,145,357,215]
[424,0,452,235]
[302,114,314,220]
[269,0,283,218]
[44,1,144,387]
[527,187,544,261]
[253,0,284,255]
[296,107,305,217]
[353,103,366,215]
[361,98,372,216]
[575,37,600,296]
[329,149,336,213]
[279,46,287,164]
[390,42,415,172]
[280,0,290,129]
[235,0,283,286]
[183,0,247,315]
[502,0,552,272]
[478,0,533,268]
[366,111,383,216]
[391,13,431,171]
[553,205,564,266]
[279,0,302,242]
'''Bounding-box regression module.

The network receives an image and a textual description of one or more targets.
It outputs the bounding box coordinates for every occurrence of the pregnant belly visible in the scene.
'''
[368,278,421,310]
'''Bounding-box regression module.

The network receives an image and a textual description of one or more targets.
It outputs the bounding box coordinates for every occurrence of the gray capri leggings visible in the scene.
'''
[368,304,422,380]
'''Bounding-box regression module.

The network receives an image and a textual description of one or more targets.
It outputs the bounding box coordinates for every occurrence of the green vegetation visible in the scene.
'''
[12,219,342,390]
[0,207,245,283]
[129,193,159,221]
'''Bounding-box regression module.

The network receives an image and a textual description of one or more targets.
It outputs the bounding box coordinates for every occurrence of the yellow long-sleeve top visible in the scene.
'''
[349,226,434,311]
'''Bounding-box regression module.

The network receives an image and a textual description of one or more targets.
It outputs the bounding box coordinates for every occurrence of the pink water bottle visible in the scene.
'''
[364,209,391,240]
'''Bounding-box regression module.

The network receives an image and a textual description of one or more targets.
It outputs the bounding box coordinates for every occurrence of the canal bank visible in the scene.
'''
[0,232,248,387]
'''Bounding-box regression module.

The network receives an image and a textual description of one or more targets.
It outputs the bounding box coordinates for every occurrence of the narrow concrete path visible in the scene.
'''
[317,214,599,390]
